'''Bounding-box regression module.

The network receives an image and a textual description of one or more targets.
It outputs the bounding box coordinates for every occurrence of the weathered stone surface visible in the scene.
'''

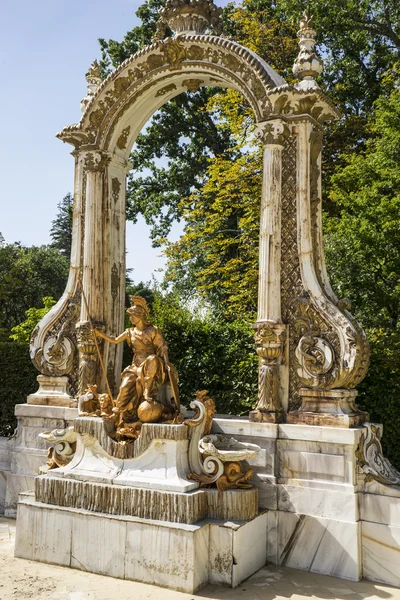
[35,476,208,524]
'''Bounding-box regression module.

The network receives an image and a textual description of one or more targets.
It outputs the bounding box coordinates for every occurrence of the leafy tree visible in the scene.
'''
[0,241,68,340]
[9,297,57,344]
[50,193,73,259]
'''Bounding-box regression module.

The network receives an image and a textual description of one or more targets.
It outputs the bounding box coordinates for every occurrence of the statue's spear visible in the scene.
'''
[78,279,113,401]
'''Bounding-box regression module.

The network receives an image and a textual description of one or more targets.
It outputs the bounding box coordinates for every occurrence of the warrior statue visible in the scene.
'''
[95,296,180,425]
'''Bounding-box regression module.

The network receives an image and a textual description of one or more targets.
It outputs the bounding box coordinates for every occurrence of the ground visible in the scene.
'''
[1,518,399,600]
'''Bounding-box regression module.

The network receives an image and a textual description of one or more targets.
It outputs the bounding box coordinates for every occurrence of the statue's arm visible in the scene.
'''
[95,330,128,345]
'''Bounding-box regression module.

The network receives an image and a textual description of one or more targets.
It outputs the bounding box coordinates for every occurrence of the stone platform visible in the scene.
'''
[15,492,268,593]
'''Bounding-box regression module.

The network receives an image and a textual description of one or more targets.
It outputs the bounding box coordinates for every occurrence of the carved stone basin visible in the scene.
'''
[198,434,260,462]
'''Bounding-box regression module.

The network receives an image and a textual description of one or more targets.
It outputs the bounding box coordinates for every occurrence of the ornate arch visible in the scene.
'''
[58,34,285,154]
[30,4,370,429]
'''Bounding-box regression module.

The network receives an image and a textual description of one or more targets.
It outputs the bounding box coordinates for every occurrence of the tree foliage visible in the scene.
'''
[0,239,68,341]
[10,297,57,344]
[50,193,73,259]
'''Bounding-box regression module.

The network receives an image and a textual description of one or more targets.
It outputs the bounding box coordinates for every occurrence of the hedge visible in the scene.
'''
[0,342,38,436]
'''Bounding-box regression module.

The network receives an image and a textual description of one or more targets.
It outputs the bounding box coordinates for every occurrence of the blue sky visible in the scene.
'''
[0,0,181,283]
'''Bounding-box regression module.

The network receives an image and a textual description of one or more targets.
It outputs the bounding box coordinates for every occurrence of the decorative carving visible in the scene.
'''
[280,136,302,409]
[357,423,400,486]
[39,427,77,472]
[182,78,204,92]
[255,120,290,146]
[155,83,177,97]
[295,335,334,378]
[293,12,323,90]
[186,399,260,489]
[154,0,223,39]
[111,177,121,204]
[111,262,120,300]
[116,125,130,149]
[81,60,102,114]
[250,322,286,421]
[31,294,81,395]
[76,321,99,396]
[160,38,187,67]
[78,383,101,416]
[57,36,282,149]
[79,150,110,172]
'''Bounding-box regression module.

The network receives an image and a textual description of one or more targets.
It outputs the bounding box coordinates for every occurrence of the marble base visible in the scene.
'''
[1,404,78,516]
[15,493,267,593]
[269,510,362,581]
[249,410,284,423]
[286,389,369,428]
[27,375,73,407]
[362,521,400,588]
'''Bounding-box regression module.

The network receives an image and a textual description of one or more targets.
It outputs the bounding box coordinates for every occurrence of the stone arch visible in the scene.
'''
[30,10,370,427]
[59,34,285,155]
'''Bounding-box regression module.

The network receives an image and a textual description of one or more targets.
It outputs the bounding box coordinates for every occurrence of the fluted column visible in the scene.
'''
[250,120,289,423]
[76,150,110,396]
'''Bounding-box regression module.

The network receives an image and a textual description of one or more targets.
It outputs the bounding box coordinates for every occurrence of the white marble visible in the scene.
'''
[5,474,35,517]
[362,521,400,587]
[15,493,72,565]
[125,518,209,592]
[361,491,400,527]
[71,511,126,578]
[27,375,73,406]
[232,512,268,587]
[15,493,265,593]
[14,403,78,420]
[266,509,279,564]
[278,484,359,521]
[276,511,362,581]
[277,438,358,487]
[213,417,278,440]
[0,470,7,514]
[115,439,197,492]
[278,424,363,445]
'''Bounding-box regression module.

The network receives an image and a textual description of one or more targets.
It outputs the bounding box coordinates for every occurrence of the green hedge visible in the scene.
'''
[0,342,38,436]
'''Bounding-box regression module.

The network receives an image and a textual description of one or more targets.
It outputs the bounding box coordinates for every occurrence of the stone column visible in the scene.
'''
[102,156,131,395]
[76,150,110,396]
[250,120,289,423]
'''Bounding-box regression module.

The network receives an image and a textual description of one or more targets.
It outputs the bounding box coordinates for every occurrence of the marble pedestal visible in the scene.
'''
[214,416,400,586]
[15,492,268,593]
[0,404,78,517]
[27,375,75,407]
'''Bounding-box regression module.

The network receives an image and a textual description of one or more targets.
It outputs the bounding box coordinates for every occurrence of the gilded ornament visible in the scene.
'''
[116,126,131,150]
[155,83,178,97]
[182,78,204,92]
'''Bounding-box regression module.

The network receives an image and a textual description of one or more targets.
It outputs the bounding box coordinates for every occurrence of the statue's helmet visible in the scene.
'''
[127,296,150,320]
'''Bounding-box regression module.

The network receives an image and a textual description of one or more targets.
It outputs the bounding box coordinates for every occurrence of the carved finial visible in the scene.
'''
[152,0,223,41]
[81,60,102,114]
[293,11,323,90]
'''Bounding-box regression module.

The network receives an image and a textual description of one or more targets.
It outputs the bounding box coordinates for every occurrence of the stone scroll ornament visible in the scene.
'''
[357,423,400,486]
[186,391,261,491]
[39,427,77,472]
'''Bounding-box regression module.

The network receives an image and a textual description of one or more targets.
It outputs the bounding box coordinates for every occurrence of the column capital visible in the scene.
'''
[255,119,290,147]
[77,150,111,172]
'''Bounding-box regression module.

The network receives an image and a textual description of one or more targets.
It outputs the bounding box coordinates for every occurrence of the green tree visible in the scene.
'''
[50,193,73,259]
[0,241,68,340]
[10,296,57,344]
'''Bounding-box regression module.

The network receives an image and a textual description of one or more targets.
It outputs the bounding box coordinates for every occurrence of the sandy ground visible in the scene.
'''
[1,518,400,600]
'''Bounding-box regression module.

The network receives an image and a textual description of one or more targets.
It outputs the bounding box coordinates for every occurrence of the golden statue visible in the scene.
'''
[95,296,180,428]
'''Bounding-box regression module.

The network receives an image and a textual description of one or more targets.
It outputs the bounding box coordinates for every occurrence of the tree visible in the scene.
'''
[50,193,73,259]
[0,241,69,341]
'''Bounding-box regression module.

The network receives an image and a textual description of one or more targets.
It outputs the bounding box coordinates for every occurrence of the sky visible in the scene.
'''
[0,0,184,284]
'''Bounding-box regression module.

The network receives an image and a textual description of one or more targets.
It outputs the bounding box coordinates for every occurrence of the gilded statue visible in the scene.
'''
[95,296,180,430]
